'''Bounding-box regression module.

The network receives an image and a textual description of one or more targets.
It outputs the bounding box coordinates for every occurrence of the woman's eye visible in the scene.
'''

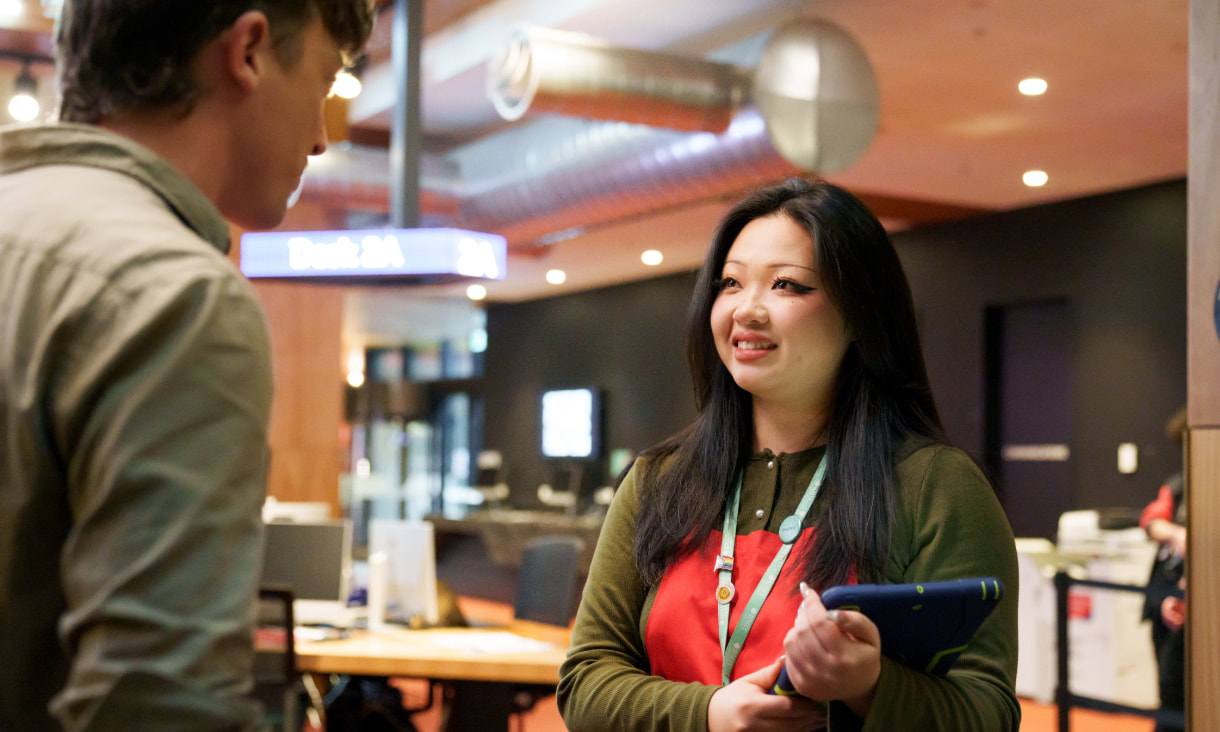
[714,277,740,290]
[774,278,814,294]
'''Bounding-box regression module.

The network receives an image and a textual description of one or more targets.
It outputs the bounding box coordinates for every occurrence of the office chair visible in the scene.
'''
[510,535,586,721]
[252,586,319,732]
[513,535,585,627]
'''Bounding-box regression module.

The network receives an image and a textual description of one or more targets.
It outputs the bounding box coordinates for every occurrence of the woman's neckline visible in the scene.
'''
[751,444,826,460]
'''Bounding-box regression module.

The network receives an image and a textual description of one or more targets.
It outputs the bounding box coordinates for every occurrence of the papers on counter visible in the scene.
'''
[428,631,558,654]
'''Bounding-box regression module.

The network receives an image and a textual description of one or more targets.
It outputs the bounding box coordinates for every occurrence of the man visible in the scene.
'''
[0,1,374,729]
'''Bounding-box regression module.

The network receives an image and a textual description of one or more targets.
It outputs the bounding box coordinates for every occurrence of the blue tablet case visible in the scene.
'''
[771,577,1004,696]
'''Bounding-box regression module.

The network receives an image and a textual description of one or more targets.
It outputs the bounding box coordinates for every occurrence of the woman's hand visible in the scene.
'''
[1161,595,1185,631]
[1162,577,1187,631]
[782,583,882,719]
[707,655,828,732]
[1148,518,1187,557]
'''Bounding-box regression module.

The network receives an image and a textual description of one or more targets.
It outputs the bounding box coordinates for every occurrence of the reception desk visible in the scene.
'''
[428,508,602,574]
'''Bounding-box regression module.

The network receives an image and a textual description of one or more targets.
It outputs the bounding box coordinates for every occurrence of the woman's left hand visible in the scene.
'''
[781,582,882,719]
[1162,577,1187,631]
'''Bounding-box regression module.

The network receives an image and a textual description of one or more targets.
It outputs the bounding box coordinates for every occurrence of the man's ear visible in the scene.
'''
[223,10,273,93]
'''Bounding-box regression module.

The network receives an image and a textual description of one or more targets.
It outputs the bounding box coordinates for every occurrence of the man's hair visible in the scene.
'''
[57,0,376,123]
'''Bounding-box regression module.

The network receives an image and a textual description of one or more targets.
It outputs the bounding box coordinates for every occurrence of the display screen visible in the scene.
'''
[239,227,506,284]
[540,388,600,459]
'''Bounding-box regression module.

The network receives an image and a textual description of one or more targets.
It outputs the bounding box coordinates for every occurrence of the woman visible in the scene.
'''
[557,178,1019,731]
[1140,407,1187,732]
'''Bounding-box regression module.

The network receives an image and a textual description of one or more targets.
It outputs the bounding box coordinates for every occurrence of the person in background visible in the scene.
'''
[1140,406,1188,732]
[0,1,374,729]
[557,178,1020,731]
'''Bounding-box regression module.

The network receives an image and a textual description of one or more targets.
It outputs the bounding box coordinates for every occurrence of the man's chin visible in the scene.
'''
[226,205,288,233]
[287,176,306,209]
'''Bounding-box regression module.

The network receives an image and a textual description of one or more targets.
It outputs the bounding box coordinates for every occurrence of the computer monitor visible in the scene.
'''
[261,520,352,603]
[540,387,601,460]
[548,464,581,495]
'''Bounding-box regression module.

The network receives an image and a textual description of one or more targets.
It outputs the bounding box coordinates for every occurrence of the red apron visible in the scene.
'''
[644,527,818,684]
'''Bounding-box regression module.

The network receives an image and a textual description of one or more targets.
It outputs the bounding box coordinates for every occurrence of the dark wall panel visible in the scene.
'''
[900,179,1187,516]
[484,272,698,506]
[483,180,1187,527]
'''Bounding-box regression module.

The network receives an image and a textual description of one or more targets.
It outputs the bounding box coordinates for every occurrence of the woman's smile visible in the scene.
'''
[731,334,777,361]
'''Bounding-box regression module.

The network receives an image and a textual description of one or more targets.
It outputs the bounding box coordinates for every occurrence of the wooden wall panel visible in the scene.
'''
[251,279,345,514]
[228,199,350,517]
[1189,0,1220,424]
[1188,0,1219,728]
[1187,429,1219,729]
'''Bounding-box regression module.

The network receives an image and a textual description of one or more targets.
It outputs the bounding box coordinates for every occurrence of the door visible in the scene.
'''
[984,300,1074,540]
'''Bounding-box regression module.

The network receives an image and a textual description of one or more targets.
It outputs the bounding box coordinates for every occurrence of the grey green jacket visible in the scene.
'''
[0,124,272,731]
[558,443,1020,731]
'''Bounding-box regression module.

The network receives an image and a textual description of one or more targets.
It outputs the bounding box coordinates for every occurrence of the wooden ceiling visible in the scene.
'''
[0,0,1189,344]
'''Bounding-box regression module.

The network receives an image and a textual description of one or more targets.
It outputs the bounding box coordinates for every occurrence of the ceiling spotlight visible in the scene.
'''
[331,70,362,100]
[1018,78,1047,96]
[466,284,487,301]
[1023,170,1049,187]
[8,63,39,122]
[641,249,663,266]
[545,269,567,285]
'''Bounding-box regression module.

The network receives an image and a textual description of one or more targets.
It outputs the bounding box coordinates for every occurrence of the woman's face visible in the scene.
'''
[710,213,851,414]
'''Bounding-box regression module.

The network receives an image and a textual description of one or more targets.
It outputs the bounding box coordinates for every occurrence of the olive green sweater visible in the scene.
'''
[557,443,1020,731]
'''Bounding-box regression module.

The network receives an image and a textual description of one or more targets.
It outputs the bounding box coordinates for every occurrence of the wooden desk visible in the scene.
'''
[294,619,570,684]
[293,600,572,731]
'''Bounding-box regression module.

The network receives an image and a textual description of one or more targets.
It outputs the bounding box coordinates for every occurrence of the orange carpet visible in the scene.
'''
[407,692,1157,732]
[407,598,1161,732]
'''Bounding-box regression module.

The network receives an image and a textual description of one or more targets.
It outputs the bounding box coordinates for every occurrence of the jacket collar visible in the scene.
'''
[0,123,231,254]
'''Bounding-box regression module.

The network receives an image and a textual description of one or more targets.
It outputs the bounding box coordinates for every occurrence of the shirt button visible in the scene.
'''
[755,509,765,519]
[766,460,775,469]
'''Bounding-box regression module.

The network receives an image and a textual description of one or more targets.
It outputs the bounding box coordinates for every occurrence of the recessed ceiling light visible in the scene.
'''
[546,269,567,285]
[1018,78,1047,96]
[466,284,487,300]
[1023,170,1049,187]
[641,250,663,266]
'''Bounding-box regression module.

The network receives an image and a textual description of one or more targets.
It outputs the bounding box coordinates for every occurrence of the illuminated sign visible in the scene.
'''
[239,228,507,282]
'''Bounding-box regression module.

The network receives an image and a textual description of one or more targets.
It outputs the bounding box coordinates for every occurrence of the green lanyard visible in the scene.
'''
[717,454,827,685]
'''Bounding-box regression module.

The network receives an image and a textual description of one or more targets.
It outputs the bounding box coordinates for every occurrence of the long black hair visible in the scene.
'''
[632,178,944,591]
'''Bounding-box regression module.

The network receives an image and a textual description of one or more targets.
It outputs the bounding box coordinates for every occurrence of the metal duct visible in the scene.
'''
[457,18,878,244]
[486,24,749,133]
[297,143,461,220]
[486,18,879,173]
[753,20,879,173]
[299,19,880,248]
[454,109,797,244]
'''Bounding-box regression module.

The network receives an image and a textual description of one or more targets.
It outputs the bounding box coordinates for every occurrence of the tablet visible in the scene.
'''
[771,577,1004,695]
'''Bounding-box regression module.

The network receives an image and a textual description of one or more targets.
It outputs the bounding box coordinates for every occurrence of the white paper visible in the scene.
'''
[427,631,557,655]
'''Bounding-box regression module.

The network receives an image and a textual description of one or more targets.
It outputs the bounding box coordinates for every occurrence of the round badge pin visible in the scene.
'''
[716,582,736,604]
[778,514,803,544]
